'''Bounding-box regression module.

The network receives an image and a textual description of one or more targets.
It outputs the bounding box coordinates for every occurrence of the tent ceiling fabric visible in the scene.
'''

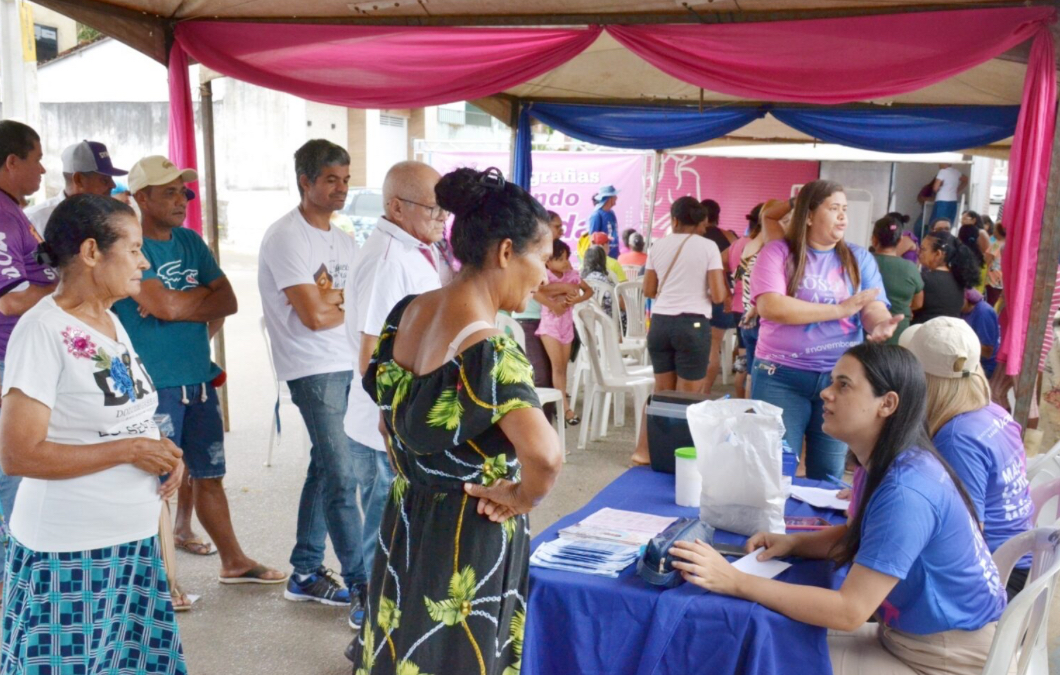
[48,0,1047,20]
[502,31,1028,106]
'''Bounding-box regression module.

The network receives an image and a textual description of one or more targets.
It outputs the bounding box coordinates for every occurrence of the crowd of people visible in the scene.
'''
[0,115,1047,675]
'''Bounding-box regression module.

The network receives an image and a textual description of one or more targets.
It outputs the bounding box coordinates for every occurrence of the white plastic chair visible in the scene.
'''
[495,314,567,460]
[1030,477,1060,528]
[986,528,1060,675]
[260,316,309,466]
[575,305,655,450]
[616,280,647,341]
[622,264,643,280]
[1026,439,1060,488]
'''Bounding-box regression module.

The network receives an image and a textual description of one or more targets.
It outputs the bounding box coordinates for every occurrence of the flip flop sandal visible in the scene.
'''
[174,538,217,556]
[218,564,289,585]
[564,414,581,426]
[627,457,651,468]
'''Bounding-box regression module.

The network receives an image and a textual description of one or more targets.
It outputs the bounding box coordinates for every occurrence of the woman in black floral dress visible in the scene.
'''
[353,167,563,675]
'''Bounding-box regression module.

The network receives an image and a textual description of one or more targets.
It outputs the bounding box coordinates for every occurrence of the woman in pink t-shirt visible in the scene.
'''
[749,181,900,481]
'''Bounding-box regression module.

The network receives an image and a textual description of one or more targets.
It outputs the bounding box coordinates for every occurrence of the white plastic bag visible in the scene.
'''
[686,399,787,536]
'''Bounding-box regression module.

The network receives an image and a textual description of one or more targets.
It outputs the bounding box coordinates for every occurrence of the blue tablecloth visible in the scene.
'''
[524,468,847,675]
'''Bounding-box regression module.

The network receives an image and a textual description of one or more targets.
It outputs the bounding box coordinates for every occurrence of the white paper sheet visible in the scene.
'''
[789,485,850,512]
[579,508,677,536]
[731,548,792,579]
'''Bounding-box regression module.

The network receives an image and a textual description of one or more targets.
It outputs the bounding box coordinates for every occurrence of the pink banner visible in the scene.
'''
[649,154,820,239]
[426,151,646,247]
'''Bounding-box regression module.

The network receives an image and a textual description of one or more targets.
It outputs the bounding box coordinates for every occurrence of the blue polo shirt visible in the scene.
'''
[855,448,1007,635]
[113,227,223,389]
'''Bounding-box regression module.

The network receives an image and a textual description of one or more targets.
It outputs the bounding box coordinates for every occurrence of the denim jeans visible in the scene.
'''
[740,325,760,367]
[348,437,394,575]
[750,360,848,481]
[287,371,364,587]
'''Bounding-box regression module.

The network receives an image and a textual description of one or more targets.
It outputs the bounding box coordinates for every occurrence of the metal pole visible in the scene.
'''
[1012,56,1060,433]
[200,80,230,432]
[644,150,664,248]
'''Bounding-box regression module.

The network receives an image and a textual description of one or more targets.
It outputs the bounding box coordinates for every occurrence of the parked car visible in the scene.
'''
[989,175,1008,204]
[333,187,384,246]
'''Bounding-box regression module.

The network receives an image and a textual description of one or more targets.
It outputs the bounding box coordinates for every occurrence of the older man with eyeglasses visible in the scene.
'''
[341,160,445,636]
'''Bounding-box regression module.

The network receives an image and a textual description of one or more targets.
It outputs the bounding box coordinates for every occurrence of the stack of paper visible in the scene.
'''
[789,485,850,512]
[557,508,677,547]
[530,539,642,577]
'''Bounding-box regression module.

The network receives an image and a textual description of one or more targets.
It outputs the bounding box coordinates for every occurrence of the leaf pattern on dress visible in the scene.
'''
[501,610,526,675]
[489,338,534,386]
[490,398,533,425]
[426,388,463,430]
[396,661,432,675]
[424,566,476,626]
[480,454,509,487]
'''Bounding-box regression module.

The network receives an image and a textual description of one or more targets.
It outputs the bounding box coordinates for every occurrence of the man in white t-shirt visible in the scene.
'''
[25,140,127,238]
[342,161,444,633]
[258,140,360,616]
[929,163,967,227]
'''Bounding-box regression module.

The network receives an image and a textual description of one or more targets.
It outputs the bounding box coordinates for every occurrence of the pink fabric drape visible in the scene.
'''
[173,24,601,109]
[167,42,202,235]
[606,7,1053,104]
[997,27,1057,375]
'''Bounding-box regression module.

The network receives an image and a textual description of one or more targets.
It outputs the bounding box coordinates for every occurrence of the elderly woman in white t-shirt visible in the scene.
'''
[629,196,728,465]
[0,194,186,673]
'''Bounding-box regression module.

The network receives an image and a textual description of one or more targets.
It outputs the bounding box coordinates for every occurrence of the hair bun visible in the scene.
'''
[436,167,493,219]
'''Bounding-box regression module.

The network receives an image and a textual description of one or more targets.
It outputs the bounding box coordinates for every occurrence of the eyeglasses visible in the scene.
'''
[398,197,449,221]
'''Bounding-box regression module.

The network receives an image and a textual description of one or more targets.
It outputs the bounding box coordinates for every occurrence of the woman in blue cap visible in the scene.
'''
[588,185,620,259]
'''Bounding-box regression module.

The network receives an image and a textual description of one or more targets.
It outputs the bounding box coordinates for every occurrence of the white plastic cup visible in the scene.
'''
[675,446,702,507]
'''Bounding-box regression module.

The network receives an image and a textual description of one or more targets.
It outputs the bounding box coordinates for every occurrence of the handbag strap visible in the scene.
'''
[656,234,694,298]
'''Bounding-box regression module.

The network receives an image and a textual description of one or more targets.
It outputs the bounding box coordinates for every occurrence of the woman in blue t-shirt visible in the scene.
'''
[901,316,1033,601]
[669,342,1006,674]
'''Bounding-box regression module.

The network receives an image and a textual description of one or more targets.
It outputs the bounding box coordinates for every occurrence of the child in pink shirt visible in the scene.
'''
[537,239,593,424]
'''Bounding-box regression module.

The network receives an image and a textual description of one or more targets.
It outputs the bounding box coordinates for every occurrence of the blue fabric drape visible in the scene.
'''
[771,106,1019,153]
[528,102,768,150]
[513,105,533,190]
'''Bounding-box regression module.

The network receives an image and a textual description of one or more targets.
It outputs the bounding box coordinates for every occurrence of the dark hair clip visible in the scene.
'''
[479,167,506,191]
[35,242,57,268]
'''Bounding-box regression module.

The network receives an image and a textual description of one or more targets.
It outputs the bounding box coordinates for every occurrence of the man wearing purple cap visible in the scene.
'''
[0,120,58,568]
[25,140,128,238]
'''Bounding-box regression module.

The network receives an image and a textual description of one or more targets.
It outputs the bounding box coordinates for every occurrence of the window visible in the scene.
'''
[34,24,58,62]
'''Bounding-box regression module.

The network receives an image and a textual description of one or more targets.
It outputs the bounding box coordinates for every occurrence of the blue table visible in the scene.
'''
[524,468,846,675]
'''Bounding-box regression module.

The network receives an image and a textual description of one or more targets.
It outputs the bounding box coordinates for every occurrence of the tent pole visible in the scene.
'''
[200,79,230,433]
[1012,27,1060,435]
[508,99,521,180]
[645,150,664,248]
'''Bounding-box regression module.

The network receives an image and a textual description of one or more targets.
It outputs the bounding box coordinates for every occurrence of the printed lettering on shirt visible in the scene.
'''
[155,260,200,290]
[0,233,17,280]
[968,512,1004,600]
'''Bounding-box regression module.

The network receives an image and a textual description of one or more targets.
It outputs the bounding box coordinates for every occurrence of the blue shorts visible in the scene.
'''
[155,384,226,479]
[709,303,738,330]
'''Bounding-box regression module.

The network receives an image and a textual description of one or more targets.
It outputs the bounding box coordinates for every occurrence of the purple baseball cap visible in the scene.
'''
[61,140,128,176]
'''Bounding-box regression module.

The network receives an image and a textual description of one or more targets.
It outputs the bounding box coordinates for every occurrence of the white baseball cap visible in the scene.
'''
[127,155,197,194]
[899,317,983,379]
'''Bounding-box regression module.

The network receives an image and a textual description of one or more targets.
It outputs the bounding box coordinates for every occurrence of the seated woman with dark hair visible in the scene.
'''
[351,168,563,675]
[669,342,1007,675]
[0,194,186,673]
[914,230,981,324]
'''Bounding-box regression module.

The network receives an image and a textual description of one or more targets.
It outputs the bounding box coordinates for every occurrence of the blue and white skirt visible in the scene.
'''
[1,535,186,674]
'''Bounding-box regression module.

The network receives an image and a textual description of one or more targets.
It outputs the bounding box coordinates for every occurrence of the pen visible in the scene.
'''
[828,477,852,490]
